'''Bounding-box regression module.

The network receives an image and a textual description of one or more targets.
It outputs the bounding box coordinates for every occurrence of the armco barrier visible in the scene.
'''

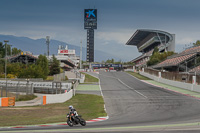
[139,71,200,93]
[0,97,15,107]
[42,89,73,105]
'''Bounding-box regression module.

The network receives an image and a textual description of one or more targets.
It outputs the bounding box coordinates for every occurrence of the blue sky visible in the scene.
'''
[1,0,200,61]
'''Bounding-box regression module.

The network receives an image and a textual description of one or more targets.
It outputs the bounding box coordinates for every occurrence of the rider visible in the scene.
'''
[69,105,78,117]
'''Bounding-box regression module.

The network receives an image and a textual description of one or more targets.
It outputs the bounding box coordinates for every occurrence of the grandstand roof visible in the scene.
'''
[153,53,196,68]
[126,29,173,47]
[189,65,200,73]
[153,45,200,69]
[131,49,153,62]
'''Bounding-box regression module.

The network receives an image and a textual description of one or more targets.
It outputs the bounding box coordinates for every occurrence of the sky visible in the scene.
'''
[1,0,200,61]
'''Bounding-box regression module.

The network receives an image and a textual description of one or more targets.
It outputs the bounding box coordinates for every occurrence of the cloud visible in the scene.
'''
[96,30,134,44]
[174,31,200,45]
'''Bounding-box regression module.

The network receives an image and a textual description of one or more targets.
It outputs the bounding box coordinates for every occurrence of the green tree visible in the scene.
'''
[152,47,159,55]
[0,59,4,74]
[18,64,43,78]
[193,40,200,46]
[12,47,22,55]
[36,55,49,79]
[7,63,24,77]
[147,50,175,66]
[0,42,5,58]
[49,55,60,75]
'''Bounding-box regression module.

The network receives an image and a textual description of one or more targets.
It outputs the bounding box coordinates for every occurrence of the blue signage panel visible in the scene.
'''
[84,9,97,29]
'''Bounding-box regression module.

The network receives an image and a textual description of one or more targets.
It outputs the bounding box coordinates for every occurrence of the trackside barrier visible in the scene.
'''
[139,71,200,93]
[41,89,73,105]
[0,97,15,107]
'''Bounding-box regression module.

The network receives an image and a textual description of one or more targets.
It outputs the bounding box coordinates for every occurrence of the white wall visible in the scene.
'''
[140,71,200,93]
[45,89,73,104]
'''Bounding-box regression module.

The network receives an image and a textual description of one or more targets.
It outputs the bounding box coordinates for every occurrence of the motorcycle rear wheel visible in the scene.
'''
[67,119,73,127]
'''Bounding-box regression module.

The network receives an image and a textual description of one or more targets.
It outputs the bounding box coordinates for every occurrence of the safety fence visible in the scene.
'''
[144,68,200,85]
[0,80,72,98]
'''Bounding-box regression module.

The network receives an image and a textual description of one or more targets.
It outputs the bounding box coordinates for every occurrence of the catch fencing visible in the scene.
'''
[144,68,198,84]
[0,80,72,98]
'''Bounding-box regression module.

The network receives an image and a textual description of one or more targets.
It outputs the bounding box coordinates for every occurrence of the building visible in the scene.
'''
[8,51,37,64]
[153,45,200,72]
[8,45,79,71]
[47,45,79,71]
[126,29,175,69]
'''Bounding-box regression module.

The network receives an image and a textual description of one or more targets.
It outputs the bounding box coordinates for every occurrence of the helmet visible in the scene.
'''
[69,105,73,110]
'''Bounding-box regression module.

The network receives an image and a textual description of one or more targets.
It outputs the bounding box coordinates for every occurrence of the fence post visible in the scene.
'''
[159,72,161,78]
[31,83,34,94]
[0,86,2,97]
[142,68,144,72]
[192,76,196,85]
[16,81,19,99]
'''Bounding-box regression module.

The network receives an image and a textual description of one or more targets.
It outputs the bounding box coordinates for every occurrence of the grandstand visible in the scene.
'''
[8,51,37,64]
[126,29,175,69]
[153,45,200,72]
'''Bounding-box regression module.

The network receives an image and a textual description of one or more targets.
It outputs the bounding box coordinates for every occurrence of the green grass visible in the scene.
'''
[0,90,36,102]
[0,94,106,127]
[46,76,54,81]
[126,71,151,80]
[16,94,37,102]
[82,73,99,83]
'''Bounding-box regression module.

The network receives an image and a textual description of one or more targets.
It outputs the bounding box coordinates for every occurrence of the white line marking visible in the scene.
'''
[118,79,148,99]
[84,71,109,118]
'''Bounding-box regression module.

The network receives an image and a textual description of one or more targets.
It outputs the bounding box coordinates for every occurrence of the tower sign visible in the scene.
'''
[84,9,97,62]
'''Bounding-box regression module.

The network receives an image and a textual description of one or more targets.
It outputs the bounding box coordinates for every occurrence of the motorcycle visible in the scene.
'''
[66,112,86,127]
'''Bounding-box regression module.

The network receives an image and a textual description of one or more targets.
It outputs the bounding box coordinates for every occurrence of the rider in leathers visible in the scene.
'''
[69,105,79,122]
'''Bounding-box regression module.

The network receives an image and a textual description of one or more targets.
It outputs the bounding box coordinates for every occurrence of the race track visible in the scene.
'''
[2,71,200,133]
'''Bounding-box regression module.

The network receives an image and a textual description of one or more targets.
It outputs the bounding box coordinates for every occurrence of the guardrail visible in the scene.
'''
[0,80,72,96]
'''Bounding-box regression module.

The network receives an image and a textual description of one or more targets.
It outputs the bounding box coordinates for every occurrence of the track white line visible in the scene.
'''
[84,72,109,119]
[117,79,148,99]
[99,72,148,99]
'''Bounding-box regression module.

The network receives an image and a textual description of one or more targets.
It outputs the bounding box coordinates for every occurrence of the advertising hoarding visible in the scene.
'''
[84,9,97,29]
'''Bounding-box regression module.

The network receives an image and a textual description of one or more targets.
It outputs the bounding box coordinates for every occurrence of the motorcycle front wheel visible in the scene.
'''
[80,119,86,126]
[67,119,73,127]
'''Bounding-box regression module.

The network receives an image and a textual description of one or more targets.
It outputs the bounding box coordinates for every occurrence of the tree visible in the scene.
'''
[18,64,44,78]
[0,59,4,74]
[49,55,60,75]
[0,42,5,58]
[36,55,49,79]
[193,40,200,46]
[147,51,175,66]
[12,47,22,55]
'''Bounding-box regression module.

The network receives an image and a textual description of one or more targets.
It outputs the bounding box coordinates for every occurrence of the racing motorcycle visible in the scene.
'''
[66,112,86,127]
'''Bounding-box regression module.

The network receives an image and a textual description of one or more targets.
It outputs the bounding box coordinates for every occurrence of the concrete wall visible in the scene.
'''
[140,71,200,93]
[42,89,73,105]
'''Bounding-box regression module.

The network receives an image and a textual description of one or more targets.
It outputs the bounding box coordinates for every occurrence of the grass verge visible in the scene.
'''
[81,72,99,83]
[126,71,151,80]
[0,94,106,127]
[0,90,37,101]
[16,94,37,102]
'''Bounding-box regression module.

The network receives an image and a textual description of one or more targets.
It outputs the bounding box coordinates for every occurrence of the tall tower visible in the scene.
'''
[46,36,50,58]
[84,9,97,62]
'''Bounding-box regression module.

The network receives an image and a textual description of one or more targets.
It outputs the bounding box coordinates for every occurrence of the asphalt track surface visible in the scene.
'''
[2,71,200,133]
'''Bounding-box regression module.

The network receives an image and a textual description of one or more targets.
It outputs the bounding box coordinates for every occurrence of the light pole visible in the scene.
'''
[80,40,82,69]
[4,40,9,97]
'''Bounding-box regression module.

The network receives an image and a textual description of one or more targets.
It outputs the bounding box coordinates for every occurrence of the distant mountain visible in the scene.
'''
[0,34,122,62]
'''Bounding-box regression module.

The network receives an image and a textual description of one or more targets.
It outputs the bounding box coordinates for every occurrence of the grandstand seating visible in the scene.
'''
[153,45,200,70]
[153,53,196,68]
[189,65,200,73]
